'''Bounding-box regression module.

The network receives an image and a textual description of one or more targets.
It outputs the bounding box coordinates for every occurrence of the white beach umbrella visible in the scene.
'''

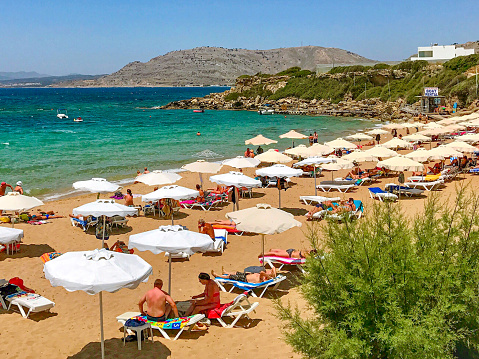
[404,148,431,162]
[222,156,260,169]
[73,178,119,197]
[256,164,302,207]
[182,160,223,187]
[255,149,292,164]
[346,133,374,142]
[129,225,213,293]
[364,146,399,159]
[0,227,24,254]
[73,199,138,247]
[382,123,405,130]
[427,146,464,161]
[279,130,308,147]
[44,249,152,359]
[457,133,479,143]
[284,144,310,157]
[444,141,477,153]
[304,143,333,156]
[324,137,357,150]
[367,128,389,135]
[382,138,413,149]
[245,134,278,146]
[377,156,424,172]
[0,192,44,212]
[402,133,432,142]
[210,171,262,188]
[342,150,378,162]
[294,157,336,195]
[225,203,301,264]
[142,185,199,224]
[134,170,182,186]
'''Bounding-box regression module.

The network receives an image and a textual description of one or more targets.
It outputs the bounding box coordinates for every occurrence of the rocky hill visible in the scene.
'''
[56,46,375,87]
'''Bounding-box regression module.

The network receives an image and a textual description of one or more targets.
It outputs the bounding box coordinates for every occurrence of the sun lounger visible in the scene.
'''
[407,174,443,182]
[116,312,206,340]
[470,168,479,174]
[368,187,398,202]
[205,229,228,254]
[259,255,306,273]
[111,215,128,228]
[70,216,98,231]
[190,199,222,211]
[214,274,287,298]
[316,183,355,193]
[0,282,55,319]
[404,180,443,191]
[300,196,341,205]
[207,293,259,328]
[384,184,425,197]
[313,200,364,221]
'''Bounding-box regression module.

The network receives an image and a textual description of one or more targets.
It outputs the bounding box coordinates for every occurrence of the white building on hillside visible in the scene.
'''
[411,44,475,62]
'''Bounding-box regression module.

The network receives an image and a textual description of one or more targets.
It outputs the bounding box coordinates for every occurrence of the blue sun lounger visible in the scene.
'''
[213,274,287,298]
[368,187,398,202]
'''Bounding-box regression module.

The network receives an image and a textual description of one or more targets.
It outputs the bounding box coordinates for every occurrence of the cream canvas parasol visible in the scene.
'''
[404,148,431,162]
[382,138,413,149]
[443,141,477,153]
[364,146,398,158]
[134,170,182,186]
[222,156,261,169]
[255,149,292,163]
[377,156,424,172]
[245,134,278,146]
[324,137,357,150]
[304,143,333,156]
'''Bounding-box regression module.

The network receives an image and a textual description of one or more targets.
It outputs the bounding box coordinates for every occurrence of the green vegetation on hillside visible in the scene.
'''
[277,188,479,359]
[225,55,479,105]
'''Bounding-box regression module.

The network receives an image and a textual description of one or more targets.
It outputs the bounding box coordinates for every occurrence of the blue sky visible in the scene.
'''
[1,0,478,76]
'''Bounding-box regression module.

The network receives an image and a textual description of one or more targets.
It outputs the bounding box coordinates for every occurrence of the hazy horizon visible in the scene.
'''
[1,0,478,76]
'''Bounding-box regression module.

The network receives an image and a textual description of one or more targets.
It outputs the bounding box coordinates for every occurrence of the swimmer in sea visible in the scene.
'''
[197,132,201,136]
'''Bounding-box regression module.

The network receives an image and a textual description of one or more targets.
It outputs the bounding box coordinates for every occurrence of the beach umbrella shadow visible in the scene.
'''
[0,243,56,261]
[280,207,308,216]
[67,338,171,359]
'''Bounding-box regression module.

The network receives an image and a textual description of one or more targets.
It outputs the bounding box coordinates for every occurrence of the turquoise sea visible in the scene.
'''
[0,87,374,199]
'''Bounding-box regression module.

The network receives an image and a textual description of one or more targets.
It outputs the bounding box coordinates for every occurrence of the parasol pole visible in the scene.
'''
[261,234,265,269]
[168,253,172,294]
[102,215,106,249]
[99,291,105,359]
[314,165,318,196]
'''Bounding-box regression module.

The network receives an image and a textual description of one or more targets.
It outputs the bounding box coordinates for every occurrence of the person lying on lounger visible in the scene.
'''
[305,201,336,220]
[211,267,277,283]
[261,249,318,259]
[138,278,179,321]
[198,219,215,240]
[185,272,220,316]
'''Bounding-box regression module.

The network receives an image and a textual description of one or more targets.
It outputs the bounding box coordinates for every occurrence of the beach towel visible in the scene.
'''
[40,252,63,263]
[207,302,233,319]
[27,220,50,225]
[133,315,193,330]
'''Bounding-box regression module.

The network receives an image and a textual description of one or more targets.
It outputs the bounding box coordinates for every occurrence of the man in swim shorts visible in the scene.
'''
[138,279,179,321]
[0,182,13,196]
[212,267,276,283]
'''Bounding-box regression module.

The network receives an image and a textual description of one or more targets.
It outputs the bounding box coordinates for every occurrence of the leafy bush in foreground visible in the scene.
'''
[277,187,479,359]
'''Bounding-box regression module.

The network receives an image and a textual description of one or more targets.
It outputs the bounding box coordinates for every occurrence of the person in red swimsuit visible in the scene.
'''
[185,273,220,316]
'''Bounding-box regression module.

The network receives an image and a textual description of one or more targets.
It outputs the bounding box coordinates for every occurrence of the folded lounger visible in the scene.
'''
[116,312,205,340]
[214,274,287,298]
[384,184,425,197]
[368,187,398,202]
[207,293,259,328]
[300,196,341,205]
[259,255,306,273]
[0,289,55,319]
[403,180,443,191]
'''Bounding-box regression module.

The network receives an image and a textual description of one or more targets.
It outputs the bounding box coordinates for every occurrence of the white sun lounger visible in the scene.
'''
[1,292,55,318]
[259,255,306,273]
[190,199,222,211]
[205,229,228,254]
[316,184,355,193]
[300,196,341,205]
[213,293,259,328]
[214,274,287,298]
[116,312,205,340]
[403,180,443,191]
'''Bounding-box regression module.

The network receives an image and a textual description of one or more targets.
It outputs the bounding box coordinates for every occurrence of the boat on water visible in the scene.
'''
[193,109,205,113]
[258,109,274,115]
[73,117,83,122]
[57,109,68,119]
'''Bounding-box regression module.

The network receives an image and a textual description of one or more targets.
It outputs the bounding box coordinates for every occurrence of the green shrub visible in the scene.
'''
[276,67,302,76]
[443,54,479,73]
[224,92,240,101]
[373,63,391,70]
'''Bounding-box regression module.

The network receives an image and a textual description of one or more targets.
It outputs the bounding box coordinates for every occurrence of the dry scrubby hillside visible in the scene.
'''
[58,46,374,87]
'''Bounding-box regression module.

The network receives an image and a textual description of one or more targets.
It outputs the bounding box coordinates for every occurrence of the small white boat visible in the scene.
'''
[73,117,83,122]
[57,109,68,119]
[258,109,274,115]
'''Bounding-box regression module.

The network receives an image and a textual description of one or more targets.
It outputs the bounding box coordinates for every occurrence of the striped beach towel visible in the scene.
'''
[134,315,192,330]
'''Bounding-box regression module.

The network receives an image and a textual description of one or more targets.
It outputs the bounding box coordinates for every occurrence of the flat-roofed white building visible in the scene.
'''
[411,44,475,62]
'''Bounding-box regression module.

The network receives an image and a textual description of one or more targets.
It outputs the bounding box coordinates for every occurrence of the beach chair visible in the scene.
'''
[116,312,206,341]
[205,229,228,254]
[70,216,98,232]
[384,184,425,197]
[214,274,287,298]
[259,255,306,273]
[207,293,259,328]
[143,204,156,216]
[190,199,222,211]
[368,187,398,202]
[265,177,278,188]
[403,180,443,191]
[300,196,341,205]
[315,200,364,221]
[111,215,128,228]
[0,281,55,319]
[316,183,355,193]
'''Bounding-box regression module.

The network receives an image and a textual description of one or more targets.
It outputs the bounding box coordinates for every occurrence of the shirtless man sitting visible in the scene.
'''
[138,279,179,322]
[212,267,277,283]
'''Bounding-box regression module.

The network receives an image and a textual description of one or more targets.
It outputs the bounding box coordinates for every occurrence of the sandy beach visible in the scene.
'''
[1,128,477,359]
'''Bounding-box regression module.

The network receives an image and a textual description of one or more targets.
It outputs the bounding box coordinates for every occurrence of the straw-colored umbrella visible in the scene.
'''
[279,130,308,147]
[377,156,424,172]
[364,146,398,158]
[255,149,292,164]
[324,137,357,150]
[225,203,301,264]
[382,138,413,149]
[245,134,278,146]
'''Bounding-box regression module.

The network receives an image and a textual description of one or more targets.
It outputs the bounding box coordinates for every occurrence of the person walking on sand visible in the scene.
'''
[138,279,179,321]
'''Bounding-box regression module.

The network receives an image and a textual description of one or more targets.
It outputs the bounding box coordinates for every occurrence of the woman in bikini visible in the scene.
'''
[261,248,308,259]
[185,272,220,316]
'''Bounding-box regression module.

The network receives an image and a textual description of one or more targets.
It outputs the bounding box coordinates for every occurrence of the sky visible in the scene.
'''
[1,0,478,76]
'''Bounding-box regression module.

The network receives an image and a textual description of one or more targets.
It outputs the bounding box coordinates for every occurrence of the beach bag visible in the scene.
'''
[125,318,144,327]
[95,221,111,240]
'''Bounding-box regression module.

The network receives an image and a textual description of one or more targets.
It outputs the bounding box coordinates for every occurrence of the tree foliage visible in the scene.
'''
[277,188,479,359]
